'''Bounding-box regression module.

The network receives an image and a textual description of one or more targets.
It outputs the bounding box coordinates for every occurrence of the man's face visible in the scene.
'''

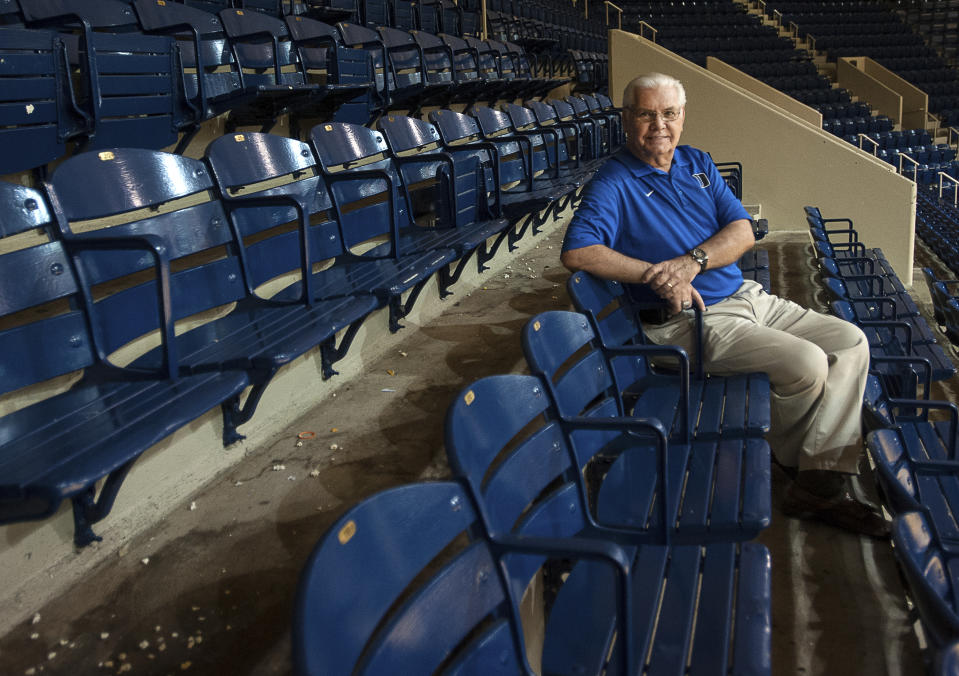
[625,86,685,166]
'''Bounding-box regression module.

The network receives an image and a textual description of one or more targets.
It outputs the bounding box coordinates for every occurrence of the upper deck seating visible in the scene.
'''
[0,180,250,547]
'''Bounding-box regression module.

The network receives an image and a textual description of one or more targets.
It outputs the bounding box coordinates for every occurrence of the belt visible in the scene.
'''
[638,307,670,326]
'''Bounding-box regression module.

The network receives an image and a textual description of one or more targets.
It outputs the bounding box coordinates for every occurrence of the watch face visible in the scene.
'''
[692,247,706,259]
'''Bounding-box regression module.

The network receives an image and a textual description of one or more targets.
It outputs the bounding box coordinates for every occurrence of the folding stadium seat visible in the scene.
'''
[374,113,514,288]
[471,104,579,198]
[376,26,448,111]
[48,142,386,448]
[445,373,773,674]
[464,35,511,101]
[359,0,390,27]
[134,0,322,141]
[336,21,417,111]
[21,0,194,152]
[283,14,377,123]
[891,512,959,652]
[0,28,89,174]
[0,180,252,548]
[436,33,490,103]
[502,102,597,190]
[565,272,772,440]
[292,481,541,674]
[389,0,415,29]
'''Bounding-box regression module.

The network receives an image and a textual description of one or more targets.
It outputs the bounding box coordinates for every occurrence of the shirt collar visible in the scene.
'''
[612,145,691,177]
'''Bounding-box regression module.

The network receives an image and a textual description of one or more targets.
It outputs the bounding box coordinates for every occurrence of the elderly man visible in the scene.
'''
[561,72,884,537]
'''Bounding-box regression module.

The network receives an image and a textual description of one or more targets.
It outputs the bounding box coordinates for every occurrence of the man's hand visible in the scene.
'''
[640,255,706,314]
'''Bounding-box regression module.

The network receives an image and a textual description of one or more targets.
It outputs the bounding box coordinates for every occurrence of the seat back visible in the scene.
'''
[470,105,535,189]
[292,481,531,675]
[465,35,502,83]
[220,8,308,89]
[0,28,89,173]
[377,113,484,227]
[85,31,189,150]
[49,148,247,372]
[439,32,480,86]
[410,29,454,89]
[205,131,345,301]
[310,121,413,256]
[522,310,633,422]
[0,182,93,396]
[133,0,242,119]
[567,271,646,347]
[445,374,593,587]
[376,26,426,97]
[285,14,373,95]
[893,511,959,650]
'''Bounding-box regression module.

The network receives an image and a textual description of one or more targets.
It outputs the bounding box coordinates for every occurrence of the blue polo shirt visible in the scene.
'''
[562,145,751,305]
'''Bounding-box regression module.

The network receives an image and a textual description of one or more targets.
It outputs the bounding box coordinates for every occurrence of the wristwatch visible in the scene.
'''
[688,247,708,272]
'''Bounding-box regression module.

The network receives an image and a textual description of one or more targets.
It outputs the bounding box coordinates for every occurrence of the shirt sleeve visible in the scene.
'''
[703,154,751,227]
[561,171,625,252]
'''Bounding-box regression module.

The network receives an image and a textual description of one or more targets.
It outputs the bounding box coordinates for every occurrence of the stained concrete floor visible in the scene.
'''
[1,223,954,676]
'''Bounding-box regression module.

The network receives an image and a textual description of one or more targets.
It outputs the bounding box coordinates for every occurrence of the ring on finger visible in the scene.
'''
[666,282,673,289]
[681,300,692,309]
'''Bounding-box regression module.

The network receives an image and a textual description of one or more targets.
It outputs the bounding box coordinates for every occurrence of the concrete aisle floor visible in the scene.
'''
[0,224,945,676]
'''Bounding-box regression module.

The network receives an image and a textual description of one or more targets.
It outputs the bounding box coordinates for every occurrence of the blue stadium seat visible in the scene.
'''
[49,143,381,441]
[294,482,540,674]
[521,310,772,542]
[429,107,577,238]
[892,511,959,651]
[566,271,772,439]
[0,28,89,173]
[0,180,250,547]
[374,113,514,291]
[445,373,773,675]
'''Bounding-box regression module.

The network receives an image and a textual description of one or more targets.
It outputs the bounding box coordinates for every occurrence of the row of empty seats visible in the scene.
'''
[0,99,618,547]
[808,206,955,384]
[294,261,777,674]
[0,0,584,174]
[805,202,959,670]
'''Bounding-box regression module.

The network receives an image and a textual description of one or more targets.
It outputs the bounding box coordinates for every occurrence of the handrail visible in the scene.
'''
[808,34,816,51]
[940,172,959,206]
[480,0,486,40]
[788,20,800,38]
[605,1,622,29]
[858,133,879,156]
[949,126,959,150]
[899,152,919,182]
[772,9,782,27]
[636,20,657,42]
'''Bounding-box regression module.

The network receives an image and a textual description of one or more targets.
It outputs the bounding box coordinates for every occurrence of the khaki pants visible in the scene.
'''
[643,281,870,473]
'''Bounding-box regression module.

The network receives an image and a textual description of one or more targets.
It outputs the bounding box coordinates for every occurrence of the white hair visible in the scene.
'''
[623,73,687,108]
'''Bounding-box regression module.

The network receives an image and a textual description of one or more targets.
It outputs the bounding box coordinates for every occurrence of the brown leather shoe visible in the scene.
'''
[781,482,890,538]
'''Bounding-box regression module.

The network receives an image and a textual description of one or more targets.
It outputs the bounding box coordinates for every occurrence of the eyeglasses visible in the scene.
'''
[628,108,682,123]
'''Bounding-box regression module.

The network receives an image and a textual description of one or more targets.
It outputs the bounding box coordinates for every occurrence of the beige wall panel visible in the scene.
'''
[862,57,927,131]
[837,57,903,126]
[610,29,916,279]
